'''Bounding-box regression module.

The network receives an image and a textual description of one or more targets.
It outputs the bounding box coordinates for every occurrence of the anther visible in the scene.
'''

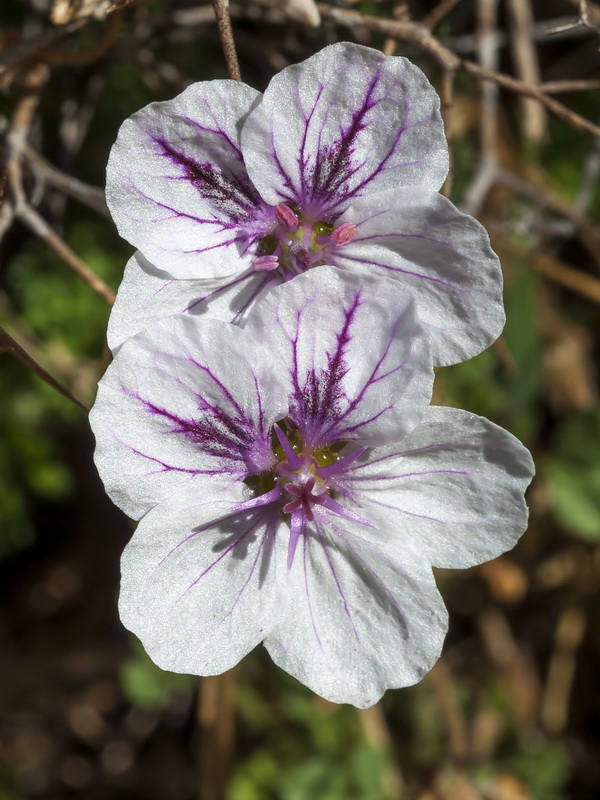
[253,254,280,272]
[275,203,299,231]
[330,222,358,247]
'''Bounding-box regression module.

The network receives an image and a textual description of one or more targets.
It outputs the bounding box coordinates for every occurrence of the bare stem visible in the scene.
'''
[197,671,236,800]
[0,327,89,412]
[211,0,242,81]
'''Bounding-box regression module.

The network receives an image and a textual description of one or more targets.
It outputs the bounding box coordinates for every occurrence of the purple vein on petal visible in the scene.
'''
[174,508,270,606]
[342,442,476,473]
[316,308,413,442]
[336,527,409,635]
[290,291,361,442]
[123,386,262,465]
[218,513,278,626]
[315,517,360,643]
[343,468,470,483]
[148,133,263,221]
[339,252,467,293]
[302,531,322,649]
[126,444,234,478]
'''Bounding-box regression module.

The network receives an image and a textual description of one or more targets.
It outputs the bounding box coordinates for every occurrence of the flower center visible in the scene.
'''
[241,422,370,569]
[253,204,357,276]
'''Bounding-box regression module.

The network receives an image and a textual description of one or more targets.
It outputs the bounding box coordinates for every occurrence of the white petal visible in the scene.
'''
[333,189,505,366]
[90,316,288,519]
[107,252,277,353]
[265,511,447,707]
[243,267,433,448]
[242,42,448,219]
[106,80,274,278]
[120,493,287,675]
[340,406,535,568]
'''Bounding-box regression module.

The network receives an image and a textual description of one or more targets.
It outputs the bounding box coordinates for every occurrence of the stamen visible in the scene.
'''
[330,222,358,247]
[253,255,280,272]
[275,203,299,231]
[234,485,282,512]
[318,494,374,527]
[318,447,367,478]
[274,424,303,470]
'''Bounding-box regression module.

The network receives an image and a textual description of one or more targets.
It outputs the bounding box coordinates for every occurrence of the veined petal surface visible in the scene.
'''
[106,81,274,278]
[333,189,505,366]
[244,267,434,448]
[242,42,448,218]
[265,512,447,708]
[340,406,535,569]
[107,252,275,353]
[120,494,286,675]
[91,316,287,519]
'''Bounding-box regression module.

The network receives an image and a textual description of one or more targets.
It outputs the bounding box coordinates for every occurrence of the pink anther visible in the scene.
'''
[275,203,299,231]
[330,222,358,247]
[253,255,280,272]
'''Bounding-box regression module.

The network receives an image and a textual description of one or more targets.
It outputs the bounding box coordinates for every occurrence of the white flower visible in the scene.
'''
[106,42,504,366]
[90,268,533,708]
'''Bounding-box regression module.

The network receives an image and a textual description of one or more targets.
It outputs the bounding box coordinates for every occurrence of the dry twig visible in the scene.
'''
[211,0,242,81]
[0,328,88,412]
[198,671,236,800]
[316,4,600,138]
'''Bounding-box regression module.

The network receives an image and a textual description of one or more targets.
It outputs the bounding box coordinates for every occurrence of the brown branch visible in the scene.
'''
[23,146,109,217]
[358,705,405,797]
[197,671,236,800]
[423,0,462,31]
[461,0,499,217]
[316,4,600,138]
[0,327,88,412]
[14,194,116,305]
[42,10,122,67]
[506,0,547,142]
[3,67,116,307]
[211,0,242,81]
[440,67,454,197]
[493,234,600,304]
[540,79,600,93]
[0,20,86,75]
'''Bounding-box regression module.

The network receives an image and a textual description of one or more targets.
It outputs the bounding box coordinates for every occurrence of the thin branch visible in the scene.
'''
[211,0,242,81]
[197,671,236,800]
[440,67,455,197]
[23,146,109,217]
[540,79,600,93]
[461,0,499,217]
[0,19,86,75]
[14,193,116,306]
[0,327,89,412]
[506,0,547,142]
[493,234,600,304]
[423,0,462,31]
[316,4,600,138]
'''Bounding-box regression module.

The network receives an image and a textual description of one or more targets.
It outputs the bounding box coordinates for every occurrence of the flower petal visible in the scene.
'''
[332,189,505,366]
[90,315,287,519]
[243,267,433,448]
[339,406,535,568]
[120,493,286,675]
[107,252,277,353]
[242,42,448,219]
[264,511,447,707]
[106,81,274,278]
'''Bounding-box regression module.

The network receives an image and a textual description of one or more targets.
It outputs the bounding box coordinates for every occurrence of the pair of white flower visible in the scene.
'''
[91,43,534,708]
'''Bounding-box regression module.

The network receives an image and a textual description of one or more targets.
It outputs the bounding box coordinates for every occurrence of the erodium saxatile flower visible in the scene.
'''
[106,42,504,367]
[90,269,534,707]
